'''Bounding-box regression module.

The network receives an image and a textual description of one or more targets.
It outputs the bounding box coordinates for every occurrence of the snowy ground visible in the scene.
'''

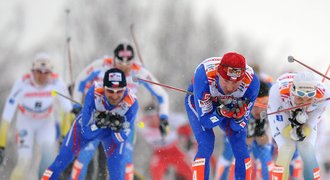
[1,114,330,180]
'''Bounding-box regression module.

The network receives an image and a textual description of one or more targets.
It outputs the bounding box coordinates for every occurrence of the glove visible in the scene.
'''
[0,147,4,165]
[159,117,170,137]
[186,136,195,150]
[216,98,235,118]
[289,126,306,141]
[71,104,82,116]
[232,98,249,121]
[254,118,267,137]
[94,111,111,128]
[289,108,307,126]
[295,110,308,124]
[324,161,330,172]
[108,112,125,132]
[254,111,268,137]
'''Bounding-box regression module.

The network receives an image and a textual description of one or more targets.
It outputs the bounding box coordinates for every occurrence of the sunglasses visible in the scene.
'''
[226,67,244,78]
[116,59,133,66]
[105,87,126,94]
[33,69,52,74]
[293,90,316,98]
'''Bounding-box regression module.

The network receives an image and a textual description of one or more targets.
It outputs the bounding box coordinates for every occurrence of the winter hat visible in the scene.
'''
[218,52,246,81]
[291,71,318,97]
[32,52,53,72]
[114,43,134,63]
[103,68,127,88]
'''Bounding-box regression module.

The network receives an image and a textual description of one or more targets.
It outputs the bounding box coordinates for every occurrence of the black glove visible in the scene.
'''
[186,136,195,150]
[0,147,5,165]
[95,111,111,128]
[159,117,169,137]
[289,108,304,127]
[71,104,82,116]
[108,112,125,132]
[324,161,330,172]
[295,126,306,141]
[254,118,267,137]
[254,111,268,137]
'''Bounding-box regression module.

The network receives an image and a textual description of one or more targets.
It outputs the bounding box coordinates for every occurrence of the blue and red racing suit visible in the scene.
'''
[72,57,169,179]
[41,83,138,180]
[185,57,259,180]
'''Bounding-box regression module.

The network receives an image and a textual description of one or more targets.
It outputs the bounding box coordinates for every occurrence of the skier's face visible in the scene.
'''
[292,95,314,106]
[218,75,242,94]
[115,59,133,75]
[291,86,316,105]
[104,87,126,105]
[32,69,51,86]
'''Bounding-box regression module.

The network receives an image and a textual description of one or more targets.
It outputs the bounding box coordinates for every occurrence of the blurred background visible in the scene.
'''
[0,0,330,179]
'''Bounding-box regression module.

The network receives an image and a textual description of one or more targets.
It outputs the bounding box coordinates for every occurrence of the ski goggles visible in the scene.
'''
[218,65,246,81]
[32,69,52,74]
[105,87,126,94]
[115,59,133,66]
[292,89,316,98]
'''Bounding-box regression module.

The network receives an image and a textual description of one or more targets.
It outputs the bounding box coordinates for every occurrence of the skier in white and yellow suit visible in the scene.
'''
[268,71,330,180]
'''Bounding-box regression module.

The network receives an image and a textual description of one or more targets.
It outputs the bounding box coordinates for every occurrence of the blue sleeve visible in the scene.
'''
[193,65,225,129]
[229,74,260,131]
[111,100,139,143]
[78,70,101,93]
[245,73,260,103]
[125,100,139,123]
[80,86,101,139]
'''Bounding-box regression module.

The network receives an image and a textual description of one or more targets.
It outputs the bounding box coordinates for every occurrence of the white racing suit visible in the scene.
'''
[268,72,330,180]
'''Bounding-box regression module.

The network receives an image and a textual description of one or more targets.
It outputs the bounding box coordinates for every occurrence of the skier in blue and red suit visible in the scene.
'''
[41,68,138,180]
[185,52,260,180]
